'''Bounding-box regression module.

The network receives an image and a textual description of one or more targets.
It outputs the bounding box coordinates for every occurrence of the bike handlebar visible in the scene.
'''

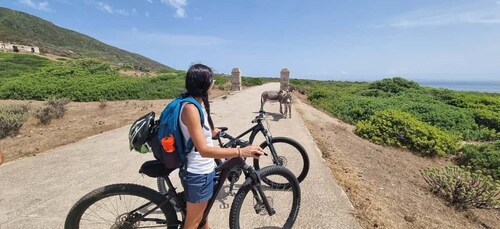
[252,110,266,123]
[215,129,268,156]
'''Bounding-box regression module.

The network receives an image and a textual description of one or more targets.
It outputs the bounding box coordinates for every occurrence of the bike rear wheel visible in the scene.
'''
[254,137,309,184]
[229,165,301,229]
[65,183,179,229]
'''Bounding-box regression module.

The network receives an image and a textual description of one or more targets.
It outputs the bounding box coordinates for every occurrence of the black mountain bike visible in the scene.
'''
[64,150,301,228]
[157,110,309,195]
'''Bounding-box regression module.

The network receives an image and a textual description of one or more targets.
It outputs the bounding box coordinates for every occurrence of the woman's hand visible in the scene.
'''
[211,128,221,138]
[240,145,266,159]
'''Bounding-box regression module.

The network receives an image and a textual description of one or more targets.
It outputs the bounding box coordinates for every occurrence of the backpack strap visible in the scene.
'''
[178,96,205,154]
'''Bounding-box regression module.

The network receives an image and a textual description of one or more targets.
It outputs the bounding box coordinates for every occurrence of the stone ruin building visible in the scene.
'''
[0,42,40,54]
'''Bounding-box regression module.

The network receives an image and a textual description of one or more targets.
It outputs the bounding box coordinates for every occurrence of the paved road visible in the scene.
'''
[0,83,361,229]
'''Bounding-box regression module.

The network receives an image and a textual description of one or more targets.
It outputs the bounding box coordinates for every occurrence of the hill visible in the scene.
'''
[0,7,171,71]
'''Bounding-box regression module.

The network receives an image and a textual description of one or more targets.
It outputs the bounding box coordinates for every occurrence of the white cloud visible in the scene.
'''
[98,2,113,14]
[386,4,500,28]
[145,11,150,17]
[160,0,187,18]
[19,0,51,11]
[147,0,153,3]
[91,1,130,16]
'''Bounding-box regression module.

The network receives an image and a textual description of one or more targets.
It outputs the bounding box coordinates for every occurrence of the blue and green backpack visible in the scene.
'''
[148,95,204,169]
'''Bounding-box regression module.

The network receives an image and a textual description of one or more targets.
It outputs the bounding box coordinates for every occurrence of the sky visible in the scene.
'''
[1,0,500,81]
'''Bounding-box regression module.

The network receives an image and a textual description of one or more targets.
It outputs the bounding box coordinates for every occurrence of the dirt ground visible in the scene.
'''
[0,89,227,163]
[1,89,499,228]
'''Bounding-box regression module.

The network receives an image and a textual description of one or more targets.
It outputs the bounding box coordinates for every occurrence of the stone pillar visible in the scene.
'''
[280,68,290,91]
[231,67,242,91]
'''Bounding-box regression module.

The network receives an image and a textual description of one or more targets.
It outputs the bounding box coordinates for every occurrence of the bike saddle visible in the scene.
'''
[139,160,176,178]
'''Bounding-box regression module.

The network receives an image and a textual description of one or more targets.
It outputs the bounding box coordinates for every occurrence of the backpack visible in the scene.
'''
[148,95,204,169]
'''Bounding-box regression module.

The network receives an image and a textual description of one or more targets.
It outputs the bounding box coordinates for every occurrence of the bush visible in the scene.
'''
[308,87,330,101]
[0,104,30,139]
[368,77,420,93]
[421,166,500,209]
[401,102,480,140]
[355,109,459,156]
[474,109,500,132]
[457,141,500,180]
[34,98,70,124]
[241,77,263,86]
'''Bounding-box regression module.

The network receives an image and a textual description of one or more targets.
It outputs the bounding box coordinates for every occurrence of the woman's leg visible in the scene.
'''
[181,170,215,229]
[184,201,209,229]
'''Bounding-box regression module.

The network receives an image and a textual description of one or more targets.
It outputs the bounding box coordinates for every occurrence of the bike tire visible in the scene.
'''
[65,183,179,229]
[229,165,301,229]
[254,137,310,184]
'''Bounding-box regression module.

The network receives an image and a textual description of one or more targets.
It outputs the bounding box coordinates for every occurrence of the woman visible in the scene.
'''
[179,64,265,229]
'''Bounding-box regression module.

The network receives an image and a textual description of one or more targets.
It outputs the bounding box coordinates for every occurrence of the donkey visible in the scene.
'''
[280,91,293,119]
[260,90,287,112]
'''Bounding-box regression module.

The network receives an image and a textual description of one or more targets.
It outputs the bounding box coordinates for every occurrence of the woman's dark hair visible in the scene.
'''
[185,64,214,129]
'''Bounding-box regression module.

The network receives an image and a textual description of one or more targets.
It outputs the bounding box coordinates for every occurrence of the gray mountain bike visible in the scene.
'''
[157,110,310,194]
[64,153,301,228]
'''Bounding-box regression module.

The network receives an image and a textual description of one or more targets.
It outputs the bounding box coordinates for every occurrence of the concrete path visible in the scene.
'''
[0,82,361,229]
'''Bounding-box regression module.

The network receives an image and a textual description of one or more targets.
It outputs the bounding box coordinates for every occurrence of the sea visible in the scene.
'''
[416,80,500,93]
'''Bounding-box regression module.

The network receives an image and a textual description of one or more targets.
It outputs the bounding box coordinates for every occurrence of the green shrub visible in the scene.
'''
[368,77,420,93]
[330,96,387,124]
[69,58,112,74]
[308,87,330,101]
[0,53,51,78]
[401,102,480,140]
[357,89,390,97]
[421,166,500,209]
[474,109,500,132]
[355,109,459,156]
[34,98,70,124]
[242,77,263,86]
[119,65,134,71]
[457,141,500,180]
[0,104,30,139]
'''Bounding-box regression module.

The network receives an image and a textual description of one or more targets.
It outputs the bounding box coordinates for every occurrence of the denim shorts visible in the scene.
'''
[179,169,215,203]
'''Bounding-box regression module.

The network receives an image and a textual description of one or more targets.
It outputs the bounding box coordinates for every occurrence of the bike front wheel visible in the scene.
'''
[254,137,310,184]
[229,165,301,229]
[65,183,179,229]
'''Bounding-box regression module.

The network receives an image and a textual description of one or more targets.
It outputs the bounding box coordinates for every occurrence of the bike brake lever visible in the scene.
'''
[254,152,269,157]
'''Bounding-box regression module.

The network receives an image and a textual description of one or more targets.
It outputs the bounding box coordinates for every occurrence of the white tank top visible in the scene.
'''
[179,102,216,174]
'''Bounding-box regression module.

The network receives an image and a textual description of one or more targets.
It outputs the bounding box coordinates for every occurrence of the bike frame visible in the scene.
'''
[215,117,282,167]
[159,157,275,228]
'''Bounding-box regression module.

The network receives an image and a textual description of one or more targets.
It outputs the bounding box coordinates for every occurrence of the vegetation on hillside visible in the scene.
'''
[0,53,274,102]
[292,77,499,146]
[0,7,170,71]
[292,77,500,208]
[0,52,51,78]
[291,78,500,183]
